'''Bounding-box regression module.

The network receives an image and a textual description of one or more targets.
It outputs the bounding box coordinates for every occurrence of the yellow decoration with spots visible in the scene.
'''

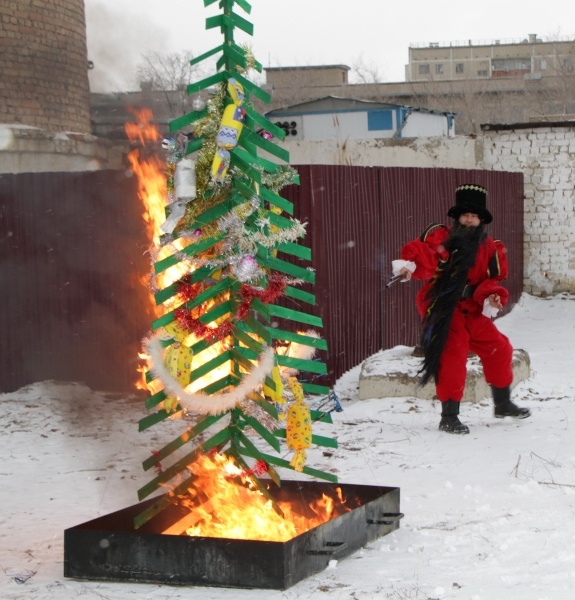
[286,377,311,472]
[160,322,193,412]
[163,341,193,413]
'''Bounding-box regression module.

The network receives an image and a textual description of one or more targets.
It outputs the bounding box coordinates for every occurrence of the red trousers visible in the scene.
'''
[435,303,513,402]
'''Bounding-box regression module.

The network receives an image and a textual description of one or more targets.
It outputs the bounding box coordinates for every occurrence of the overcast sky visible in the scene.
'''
[85,0,575,93]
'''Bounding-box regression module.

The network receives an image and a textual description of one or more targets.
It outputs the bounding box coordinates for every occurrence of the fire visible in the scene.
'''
[162,453,351,542]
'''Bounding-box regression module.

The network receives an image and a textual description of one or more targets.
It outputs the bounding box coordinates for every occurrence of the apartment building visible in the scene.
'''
[406,33,575,82]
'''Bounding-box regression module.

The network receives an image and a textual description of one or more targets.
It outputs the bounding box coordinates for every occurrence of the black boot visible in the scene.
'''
[491,386,531,419]
[439,400,470,434]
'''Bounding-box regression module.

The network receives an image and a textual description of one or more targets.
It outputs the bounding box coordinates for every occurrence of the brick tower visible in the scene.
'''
[0,0,91,133]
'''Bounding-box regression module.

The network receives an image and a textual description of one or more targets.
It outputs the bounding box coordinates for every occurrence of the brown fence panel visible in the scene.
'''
[0,170,153,393]
[1,166,523,393]
[286,166,524,386]
[282,165,385,388]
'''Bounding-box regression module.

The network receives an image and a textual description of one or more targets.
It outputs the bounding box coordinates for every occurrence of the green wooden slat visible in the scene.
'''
[226,447,282,506]
[274,428,337,449]
[145,389,167,411]
[277,241,311,260]
[229,150,262,182]
[259,185,293,215]
[200,427,232,452]
[133,480,193,529]
[187,71,226,95]
[185,137,204,155]
[249,297,270,321]
[266,256,316,283]
[138,409,175,432]
[202,373,237,394]
[234,146,280,175]
[189,264,220,284]
[240,128,290,163]
[205,14,233,31]
[154,282,179,306]
[276,355,327,375]
[233,326,264,354]
[267,328,328,351]
[243,314,272,342]
[196,299,232,327]
[233,177,259,202]
[137,446,202,500]
[238,447,338,483]
[240,413,281,453]
[188,276,237,309]
[189,350,231,384]
[229,10,253,35]
[190,44,224,67]
[142,414,225,471]
[169,109,207,132]
[154,233,225,274]
[302,382,330,396]
[229,70,271,104]
[268,210,302,231]
[310,434,338,448]
[229,346,259,368]
[310,410,333,424]
[137,427,232,501]
[234,0,252,13]
[284,285,316,305]
[243,105,286,141]
[266,304,323,327]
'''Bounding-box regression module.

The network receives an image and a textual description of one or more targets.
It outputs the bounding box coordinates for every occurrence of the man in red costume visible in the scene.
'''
[393,184,530,434]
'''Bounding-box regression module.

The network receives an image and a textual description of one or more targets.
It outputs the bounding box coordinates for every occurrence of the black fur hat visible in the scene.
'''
[447,184,492,224]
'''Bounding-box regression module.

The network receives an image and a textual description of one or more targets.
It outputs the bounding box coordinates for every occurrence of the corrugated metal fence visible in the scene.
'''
[0,166,523,392]
[283,166,523,386]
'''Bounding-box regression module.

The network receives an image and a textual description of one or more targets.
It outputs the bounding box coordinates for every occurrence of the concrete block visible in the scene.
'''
[359,346,530,403]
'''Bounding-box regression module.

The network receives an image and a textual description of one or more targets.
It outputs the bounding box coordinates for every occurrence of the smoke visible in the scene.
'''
[85,0,173,93]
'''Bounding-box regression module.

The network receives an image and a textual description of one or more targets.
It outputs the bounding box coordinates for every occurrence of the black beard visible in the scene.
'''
[446,222,486,253]
[418,222,486,387]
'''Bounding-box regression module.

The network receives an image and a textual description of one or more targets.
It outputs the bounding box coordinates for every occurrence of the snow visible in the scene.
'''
[2,292,575,599]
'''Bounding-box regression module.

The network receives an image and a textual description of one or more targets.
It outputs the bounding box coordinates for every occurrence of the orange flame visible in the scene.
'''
[162,453,351,541]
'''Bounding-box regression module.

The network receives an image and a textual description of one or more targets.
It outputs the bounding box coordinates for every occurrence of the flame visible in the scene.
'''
[125,108,232,394]
[162,453,351,542]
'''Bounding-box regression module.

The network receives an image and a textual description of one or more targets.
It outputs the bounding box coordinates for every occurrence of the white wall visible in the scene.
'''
[298,110,451,141]
[482,126,575,295]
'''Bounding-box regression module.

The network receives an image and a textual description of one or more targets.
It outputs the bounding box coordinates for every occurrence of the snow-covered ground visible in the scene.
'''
[1,293,574,600]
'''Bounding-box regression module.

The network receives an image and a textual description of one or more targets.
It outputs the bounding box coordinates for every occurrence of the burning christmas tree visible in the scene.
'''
[135,0,339,530]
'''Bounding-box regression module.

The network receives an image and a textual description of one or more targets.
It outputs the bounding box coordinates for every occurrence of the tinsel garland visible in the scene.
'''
[173,274,288,338]
[236,275,287,319]
[145,333,275,415]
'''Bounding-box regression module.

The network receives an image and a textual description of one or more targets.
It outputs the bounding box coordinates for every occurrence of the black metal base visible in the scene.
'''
[64,480,402,590]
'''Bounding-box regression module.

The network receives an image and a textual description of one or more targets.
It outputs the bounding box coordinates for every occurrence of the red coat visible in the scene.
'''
[401,223,510,317]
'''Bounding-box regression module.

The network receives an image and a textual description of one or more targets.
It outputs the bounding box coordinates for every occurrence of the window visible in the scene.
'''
[418,64,430,75]
[477,69,489,77]
[435,64,444,75]
[456,63,464,73]
[367,110,393,131]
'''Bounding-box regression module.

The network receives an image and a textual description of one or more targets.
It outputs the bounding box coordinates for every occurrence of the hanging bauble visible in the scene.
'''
[233,255,260,282]
[192,96,206,111]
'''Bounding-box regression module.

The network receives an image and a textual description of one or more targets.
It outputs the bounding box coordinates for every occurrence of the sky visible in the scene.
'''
[85,0,575,93]
[2,292,575,599]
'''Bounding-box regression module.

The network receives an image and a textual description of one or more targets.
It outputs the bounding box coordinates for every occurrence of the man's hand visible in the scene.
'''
[488,293,503,309]
[397,267,411,281]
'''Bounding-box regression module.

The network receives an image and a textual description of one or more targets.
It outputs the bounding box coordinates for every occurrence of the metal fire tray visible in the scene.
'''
[64,480,402,590]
